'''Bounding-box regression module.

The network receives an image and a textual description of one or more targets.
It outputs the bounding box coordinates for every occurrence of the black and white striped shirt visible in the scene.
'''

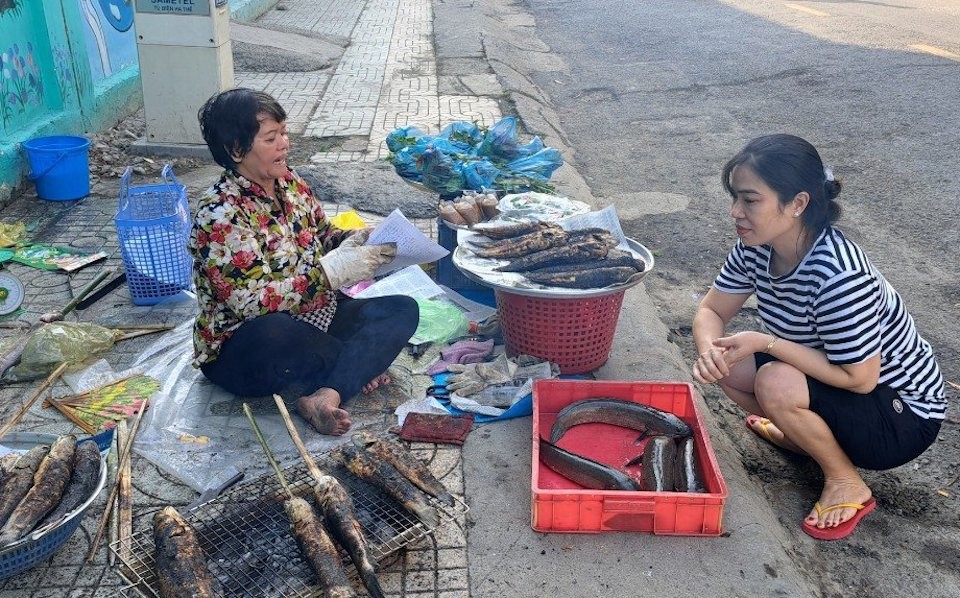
[714,226,946,420]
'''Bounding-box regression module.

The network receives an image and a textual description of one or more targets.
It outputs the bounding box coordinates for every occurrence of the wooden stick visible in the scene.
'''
[112,329,168,342]
[243,403,294,499]
[44,395,95,433]
[84,401,148,564]
[106,428,120,567]
[109,324,175,331]
[117,419,133,563]
[43,269,114,323]
[272,394,332,486]
[0,361,69,438]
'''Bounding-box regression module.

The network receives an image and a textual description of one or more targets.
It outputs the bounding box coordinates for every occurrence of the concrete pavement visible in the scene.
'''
[0,0,818,595]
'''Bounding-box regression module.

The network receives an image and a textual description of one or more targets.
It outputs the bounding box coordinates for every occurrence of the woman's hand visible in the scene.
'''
[711,331,769,366]
[692,344,731,384]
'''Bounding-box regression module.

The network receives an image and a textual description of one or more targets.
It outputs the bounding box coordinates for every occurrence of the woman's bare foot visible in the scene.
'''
[297,388,351,435]
[805,477,873,530]
[362,372,391,394]
[745,414,807,454]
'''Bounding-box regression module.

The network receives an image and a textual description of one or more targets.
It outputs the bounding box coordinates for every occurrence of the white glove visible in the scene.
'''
[319,242,396,289]
[339,228,371,248]
[446,354,518,397]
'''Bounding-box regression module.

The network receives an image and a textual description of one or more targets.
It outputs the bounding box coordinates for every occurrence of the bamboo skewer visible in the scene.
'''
[106,430,119,567]
[0,361,69,438]
[109,324,175,331]
[112,329,169,342]
[84,401,148,564]
[242,403,294,498]
[272,394,332,486]
[117,419,133,563]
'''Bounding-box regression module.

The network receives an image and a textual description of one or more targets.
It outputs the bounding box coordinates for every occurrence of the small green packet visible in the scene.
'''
[12,244,87,271]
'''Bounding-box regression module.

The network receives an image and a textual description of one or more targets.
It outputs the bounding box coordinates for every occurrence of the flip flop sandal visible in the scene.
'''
[801,497,876,541]
[745,414,777,445]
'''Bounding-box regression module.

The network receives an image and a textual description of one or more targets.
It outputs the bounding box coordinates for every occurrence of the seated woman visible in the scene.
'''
[692,134,945,540]
[190,88,419,436]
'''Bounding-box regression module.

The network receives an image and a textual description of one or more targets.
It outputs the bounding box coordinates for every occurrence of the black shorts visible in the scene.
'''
[755,353,941,470]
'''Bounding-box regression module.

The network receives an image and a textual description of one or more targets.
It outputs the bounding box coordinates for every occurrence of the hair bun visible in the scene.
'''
[824,178,842,200]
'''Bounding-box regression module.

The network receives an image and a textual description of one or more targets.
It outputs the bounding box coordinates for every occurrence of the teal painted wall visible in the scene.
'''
[0,0,277,192]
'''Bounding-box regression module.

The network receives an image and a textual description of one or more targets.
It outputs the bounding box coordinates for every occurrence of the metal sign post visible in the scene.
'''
[132,0,234,156]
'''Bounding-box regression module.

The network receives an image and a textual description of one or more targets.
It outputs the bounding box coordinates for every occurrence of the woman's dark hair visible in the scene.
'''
[198,88,287,170]
[722,134,842,234]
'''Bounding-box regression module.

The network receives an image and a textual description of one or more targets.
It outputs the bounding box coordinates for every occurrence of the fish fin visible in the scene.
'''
[624,453,644,467]
[633,430,649,445]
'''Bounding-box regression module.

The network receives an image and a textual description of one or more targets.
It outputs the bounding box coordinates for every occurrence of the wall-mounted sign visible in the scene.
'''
[135,0,210,16]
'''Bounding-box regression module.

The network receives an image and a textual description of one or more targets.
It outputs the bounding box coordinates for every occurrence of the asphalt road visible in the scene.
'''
[519,0,959,387]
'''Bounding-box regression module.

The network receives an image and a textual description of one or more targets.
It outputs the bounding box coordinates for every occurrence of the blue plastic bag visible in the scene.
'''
[386,126,430,153]
[461,160,501,190]
[477,117,521,161]
[506,147,564,180]
[420,146,466,195]
[438,121,484,152]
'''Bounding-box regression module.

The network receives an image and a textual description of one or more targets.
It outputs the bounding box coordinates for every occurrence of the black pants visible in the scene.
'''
[201,295,419,401]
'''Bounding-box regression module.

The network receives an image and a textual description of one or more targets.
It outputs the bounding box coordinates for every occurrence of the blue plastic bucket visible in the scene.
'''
[22,135,92,201]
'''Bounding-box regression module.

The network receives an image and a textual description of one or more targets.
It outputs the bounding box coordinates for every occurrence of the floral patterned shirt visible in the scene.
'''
[189,168,349,366]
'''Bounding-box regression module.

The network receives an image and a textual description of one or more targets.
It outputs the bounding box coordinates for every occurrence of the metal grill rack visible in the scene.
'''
[113,456,467,597]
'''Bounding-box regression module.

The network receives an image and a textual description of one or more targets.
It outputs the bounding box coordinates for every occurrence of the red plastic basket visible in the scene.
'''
[495,290,625,374]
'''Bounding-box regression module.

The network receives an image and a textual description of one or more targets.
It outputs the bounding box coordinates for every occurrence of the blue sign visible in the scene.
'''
[99,0,135,32]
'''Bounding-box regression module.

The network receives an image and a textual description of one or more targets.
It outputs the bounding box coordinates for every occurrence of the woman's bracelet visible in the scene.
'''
[765,335,778,353]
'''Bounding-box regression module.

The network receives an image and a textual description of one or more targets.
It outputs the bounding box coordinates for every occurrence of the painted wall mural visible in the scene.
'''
[79,0,137,83]
[0,0,25,19]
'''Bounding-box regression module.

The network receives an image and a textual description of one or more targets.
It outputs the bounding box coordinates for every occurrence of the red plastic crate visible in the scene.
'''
[531,379,728,536]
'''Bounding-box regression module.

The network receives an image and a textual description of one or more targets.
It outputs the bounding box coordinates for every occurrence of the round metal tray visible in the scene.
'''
[451,236,654,298]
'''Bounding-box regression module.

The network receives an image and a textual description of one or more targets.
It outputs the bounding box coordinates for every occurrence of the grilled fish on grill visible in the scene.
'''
[494,237,612,272]
[0,445,50,527]
[472,227,567,259]
[640,437,678,492]
[549,398,692,443]
[352,431,455,507]
[0,454,18,478]
[153,506,216,598]
[523,266,640,289]
[0,435,76,546]
[284,496,357,598]
[334,445,440,528]
[37,439,102,530]
[312,478,383,598]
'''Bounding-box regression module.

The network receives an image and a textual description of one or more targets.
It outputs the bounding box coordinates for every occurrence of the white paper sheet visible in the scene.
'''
[355,265,447,300]
[367,209,449,277]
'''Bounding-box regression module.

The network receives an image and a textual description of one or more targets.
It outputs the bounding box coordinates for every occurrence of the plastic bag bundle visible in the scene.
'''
[5,322,116,381]
[386,116,564,195]
[506,147,564,180]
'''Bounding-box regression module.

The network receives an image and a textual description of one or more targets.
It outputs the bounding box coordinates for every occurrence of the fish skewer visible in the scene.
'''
[523,266,641,289]
[153,506,217,598]
[472,227,567,258]
[351,431,455,507]
[0,435,76,546]
[272,395,384,598]
[333,444,441,529]
[243,404,356,598]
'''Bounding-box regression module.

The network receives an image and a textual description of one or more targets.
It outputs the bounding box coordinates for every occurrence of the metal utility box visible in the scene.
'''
[133,0,234,148]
